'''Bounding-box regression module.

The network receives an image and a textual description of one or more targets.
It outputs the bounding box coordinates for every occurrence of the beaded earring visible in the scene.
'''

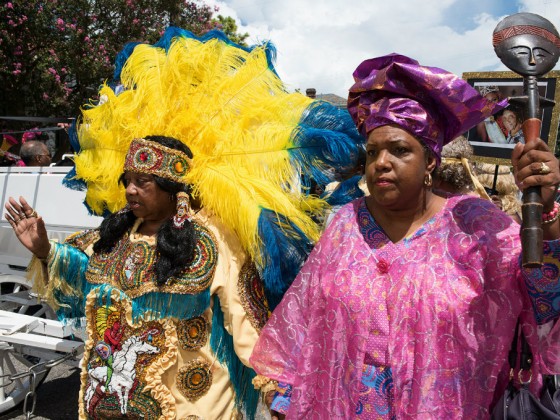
[173,191,193,228]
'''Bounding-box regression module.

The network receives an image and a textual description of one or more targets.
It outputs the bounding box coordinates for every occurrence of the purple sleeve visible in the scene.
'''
[523,239,560,324]
[270,382,292,415]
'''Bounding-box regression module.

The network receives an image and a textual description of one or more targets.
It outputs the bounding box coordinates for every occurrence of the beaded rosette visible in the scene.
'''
[124,138,191,183]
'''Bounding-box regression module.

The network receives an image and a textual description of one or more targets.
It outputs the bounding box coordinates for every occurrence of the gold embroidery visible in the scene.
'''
[85,222,217,297]
[176,358,213,401]
[64,229,100,251]
[238,260,270,331]
[176,317,208,351]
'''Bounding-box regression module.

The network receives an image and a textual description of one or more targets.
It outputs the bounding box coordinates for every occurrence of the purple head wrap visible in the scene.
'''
[347,54,507,160]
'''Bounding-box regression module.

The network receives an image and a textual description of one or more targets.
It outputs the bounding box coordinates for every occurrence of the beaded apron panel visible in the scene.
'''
[80,293,178,419]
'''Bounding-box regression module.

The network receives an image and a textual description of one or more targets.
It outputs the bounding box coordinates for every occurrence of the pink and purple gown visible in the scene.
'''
[250,195,560,419]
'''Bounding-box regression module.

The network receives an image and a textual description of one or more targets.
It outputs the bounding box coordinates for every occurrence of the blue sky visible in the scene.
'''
[207,0,560,97]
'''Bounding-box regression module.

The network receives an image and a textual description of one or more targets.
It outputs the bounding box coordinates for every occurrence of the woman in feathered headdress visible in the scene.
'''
[4,28,363,419]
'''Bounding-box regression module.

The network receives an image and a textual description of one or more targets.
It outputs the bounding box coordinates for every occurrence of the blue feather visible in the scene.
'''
[291,101,364,186]
[210,295,259,419]
[322,174,365,206]
[68,118,80,153]
[113,41,142,82]
[257,209,313,309]
[62,167,87,192]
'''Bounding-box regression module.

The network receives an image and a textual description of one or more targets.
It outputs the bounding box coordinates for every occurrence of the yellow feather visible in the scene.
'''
[76,34,328,259]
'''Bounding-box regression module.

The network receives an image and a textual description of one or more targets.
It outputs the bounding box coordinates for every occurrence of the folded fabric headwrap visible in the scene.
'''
[347,53,508,161]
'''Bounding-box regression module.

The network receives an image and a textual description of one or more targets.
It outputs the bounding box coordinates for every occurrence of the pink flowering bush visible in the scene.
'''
[0,0,241,118]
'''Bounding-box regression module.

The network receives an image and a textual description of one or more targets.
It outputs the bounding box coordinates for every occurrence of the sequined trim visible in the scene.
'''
[176,317,208,351]
[86,222,218,297]
[64,229,100,251]
[238,260,270,332]
[176,358,213,401]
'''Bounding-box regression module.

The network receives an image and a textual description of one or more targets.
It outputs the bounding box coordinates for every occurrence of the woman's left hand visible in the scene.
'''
[511,138,560,212]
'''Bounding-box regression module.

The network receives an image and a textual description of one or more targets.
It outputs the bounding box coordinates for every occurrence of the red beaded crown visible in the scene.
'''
[123,138,191,183]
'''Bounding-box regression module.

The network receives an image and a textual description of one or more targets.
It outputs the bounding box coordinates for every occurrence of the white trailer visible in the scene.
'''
[0,165,102,415]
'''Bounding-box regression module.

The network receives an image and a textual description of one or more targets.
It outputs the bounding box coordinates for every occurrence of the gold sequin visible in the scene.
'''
[177,358,213,401]
[176,317,208,351]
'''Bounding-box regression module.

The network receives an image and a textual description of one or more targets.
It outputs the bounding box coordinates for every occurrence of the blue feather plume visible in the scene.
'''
[322,174,365,206]
[257,209,313,309]
[291,101,363,187]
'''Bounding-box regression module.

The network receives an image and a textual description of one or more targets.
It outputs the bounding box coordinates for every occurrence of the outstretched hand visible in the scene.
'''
[511,139,560,212]
[4,196,50,259]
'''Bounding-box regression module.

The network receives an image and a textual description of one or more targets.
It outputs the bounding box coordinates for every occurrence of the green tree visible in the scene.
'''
[213,15,249,47]
[0,1,247,119]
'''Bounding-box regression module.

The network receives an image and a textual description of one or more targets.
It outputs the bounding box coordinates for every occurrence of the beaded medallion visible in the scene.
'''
[176,358,213,401]
[238,260,270,331]
[176,317,208,351]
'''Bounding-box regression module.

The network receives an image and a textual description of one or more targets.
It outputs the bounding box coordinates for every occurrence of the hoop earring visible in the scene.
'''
[173,191,193,229]
[424,172,433,188]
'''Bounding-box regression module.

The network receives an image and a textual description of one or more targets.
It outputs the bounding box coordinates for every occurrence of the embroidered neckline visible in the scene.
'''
[357,197,451,248]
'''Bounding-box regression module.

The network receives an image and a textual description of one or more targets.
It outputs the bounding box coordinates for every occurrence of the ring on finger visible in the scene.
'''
[27,210,38,218]
[539,162,552,175]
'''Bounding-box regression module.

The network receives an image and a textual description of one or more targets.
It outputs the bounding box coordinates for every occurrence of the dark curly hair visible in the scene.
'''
[93,135,197,286]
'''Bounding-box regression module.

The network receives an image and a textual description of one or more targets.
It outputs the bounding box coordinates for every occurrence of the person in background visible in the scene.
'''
[503,107,525,144]
[250,53,560,419]
[19,140,52,166]
[475,86,507,144]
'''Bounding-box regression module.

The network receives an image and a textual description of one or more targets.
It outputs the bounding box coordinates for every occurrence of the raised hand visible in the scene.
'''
[4,196,50,259]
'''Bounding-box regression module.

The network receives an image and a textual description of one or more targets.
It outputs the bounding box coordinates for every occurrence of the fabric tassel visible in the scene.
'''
[84,283,211,323]
[210,295,259,419]
[32,242,89,317]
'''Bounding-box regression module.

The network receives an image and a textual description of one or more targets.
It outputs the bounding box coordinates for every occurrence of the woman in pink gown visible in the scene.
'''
[250,54,560,419]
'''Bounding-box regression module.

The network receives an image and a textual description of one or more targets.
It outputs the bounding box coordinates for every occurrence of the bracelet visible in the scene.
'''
[543,202,560,225]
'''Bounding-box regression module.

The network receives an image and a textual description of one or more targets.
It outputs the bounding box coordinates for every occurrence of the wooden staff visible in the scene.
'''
[493,12,560,267]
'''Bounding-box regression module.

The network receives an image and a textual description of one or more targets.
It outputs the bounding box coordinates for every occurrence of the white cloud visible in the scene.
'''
[207,0,560,97]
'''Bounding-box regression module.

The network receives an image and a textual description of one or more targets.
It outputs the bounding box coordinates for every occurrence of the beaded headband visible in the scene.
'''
[123,138,191,183]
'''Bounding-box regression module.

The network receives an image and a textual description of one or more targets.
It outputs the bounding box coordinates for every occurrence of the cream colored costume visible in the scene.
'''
[29,211,266,419]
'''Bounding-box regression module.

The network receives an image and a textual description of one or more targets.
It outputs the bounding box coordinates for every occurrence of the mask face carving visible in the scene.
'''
[496,36,557,76]
[493,13,560,77]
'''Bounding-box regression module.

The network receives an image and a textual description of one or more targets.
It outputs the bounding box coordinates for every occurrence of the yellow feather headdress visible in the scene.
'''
[68,28,364,307]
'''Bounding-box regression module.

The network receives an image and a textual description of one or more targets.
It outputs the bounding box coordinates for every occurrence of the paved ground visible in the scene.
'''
[0,363,80,420]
